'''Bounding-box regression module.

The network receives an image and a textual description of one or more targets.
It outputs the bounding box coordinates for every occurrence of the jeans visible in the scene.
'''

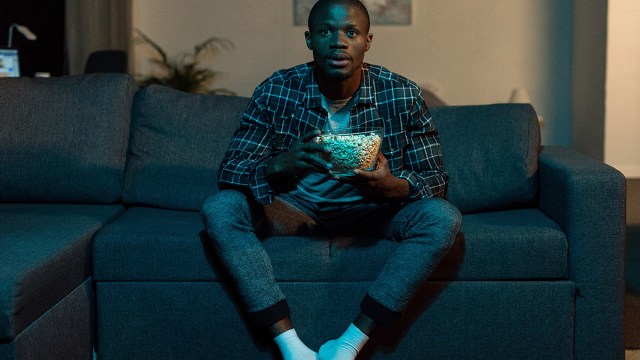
[201,189,461,328]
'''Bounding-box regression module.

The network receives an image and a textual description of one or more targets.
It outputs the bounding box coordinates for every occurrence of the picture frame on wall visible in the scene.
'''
[293,0,412,26]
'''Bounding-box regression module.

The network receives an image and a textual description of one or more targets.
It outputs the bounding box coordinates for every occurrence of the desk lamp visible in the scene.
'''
[7,23,37,48]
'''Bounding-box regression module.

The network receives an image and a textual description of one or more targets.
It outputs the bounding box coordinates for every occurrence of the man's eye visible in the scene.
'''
[347,30,358,37]
[320,30,330,36]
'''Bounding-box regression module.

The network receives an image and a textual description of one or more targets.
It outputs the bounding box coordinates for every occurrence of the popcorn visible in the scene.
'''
[315,130,382,174]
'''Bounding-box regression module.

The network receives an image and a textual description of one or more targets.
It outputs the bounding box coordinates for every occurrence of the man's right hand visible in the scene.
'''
[266,130,332,181]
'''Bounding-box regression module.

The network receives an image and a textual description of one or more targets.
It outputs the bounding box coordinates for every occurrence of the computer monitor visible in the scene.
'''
[0,48,21,77]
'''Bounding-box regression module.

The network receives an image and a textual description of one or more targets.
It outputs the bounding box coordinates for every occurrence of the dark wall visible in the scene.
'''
[0,0,65,77]
[571,0,607,161]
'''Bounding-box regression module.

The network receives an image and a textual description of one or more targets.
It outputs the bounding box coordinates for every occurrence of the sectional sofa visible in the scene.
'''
[0,74,626,359]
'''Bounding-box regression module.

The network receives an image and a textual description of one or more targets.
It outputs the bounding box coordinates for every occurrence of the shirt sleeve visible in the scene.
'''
[396,90,448,201]
[217,89,278,205]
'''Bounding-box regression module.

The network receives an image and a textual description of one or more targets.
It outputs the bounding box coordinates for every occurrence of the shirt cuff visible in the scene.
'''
[398,170,431,201]
[250,157,276,205]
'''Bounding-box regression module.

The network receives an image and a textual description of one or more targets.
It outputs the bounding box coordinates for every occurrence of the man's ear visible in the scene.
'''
[365,33,373,52]
[305,31,313,50]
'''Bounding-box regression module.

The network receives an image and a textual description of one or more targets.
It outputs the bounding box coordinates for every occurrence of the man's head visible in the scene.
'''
[308,0,370,33]
[305,0,373,97]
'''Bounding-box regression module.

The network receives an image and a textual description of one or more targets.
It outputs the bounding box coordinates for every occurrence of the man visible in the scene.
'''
[201,1,461,359]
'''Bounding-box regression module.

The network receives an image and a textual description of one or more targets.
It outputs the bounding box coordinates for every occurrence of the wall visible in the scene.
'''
[571,0,607,162]
[132,0,573,145]
[605,0,640,178]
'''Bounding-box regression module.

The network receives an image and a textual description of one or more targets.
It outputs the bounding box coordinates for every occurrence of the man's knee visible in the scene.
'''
[426,198,462,232]
[201,189,252,232]
[412,197,462,245]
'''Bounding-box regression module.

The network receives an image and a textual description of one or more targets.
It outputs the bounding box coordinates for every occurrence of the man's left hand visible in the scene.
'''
[347,153,410,201]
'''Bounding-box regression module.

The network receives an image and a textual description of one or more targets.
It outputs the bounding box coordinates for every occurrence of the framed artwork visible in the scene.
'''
[294,0,412,26]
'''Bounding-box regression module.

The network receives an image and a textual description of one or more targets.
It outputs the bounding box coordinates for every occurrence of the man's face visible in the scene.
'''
[305,4,372,84]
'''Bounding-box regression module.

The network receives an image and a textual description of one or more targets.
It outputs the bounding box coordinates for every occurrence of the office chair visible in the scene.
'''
[84,50,128,74]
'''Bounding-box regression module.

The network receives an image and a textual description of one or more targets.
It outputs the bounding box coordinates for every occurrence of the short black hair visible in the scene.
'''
[308,0,370,32]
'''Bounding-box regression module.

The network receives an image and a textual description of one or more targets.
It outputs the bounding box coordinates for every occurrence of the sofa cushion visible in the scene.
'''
[0,278,94,360]
[123,85,249,211]
[431,104,541,214]
[0,74,136,204]
[0,204,124,339]
[93,207,566,282]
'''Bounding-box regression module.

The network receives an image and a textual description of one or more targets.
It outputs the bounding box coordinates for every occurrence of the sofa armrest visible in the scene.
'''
[538,145,626,359]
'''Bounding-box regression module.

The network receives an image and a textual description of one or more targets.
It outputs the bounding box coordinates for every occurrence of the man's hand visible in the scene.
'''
[349,152,410,201]
[267,130,332,181]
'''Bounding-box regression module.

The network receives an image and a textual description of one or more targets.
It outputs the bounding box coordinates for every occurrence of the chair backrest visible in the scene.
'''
[84,50,128,74]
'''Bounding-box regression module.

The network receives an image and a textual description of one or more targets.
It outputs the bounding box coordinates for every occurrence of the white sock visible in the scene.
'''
[319,324,369,360]
[274,328,318,360]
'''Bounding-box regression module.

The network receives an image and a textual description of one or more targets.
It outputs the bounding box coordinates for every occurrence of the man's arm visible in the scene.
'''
[217,94,280,204]
[396,91,448,200]
[350,90,447,202]
[266,130,332,187]
[219,96,333,204]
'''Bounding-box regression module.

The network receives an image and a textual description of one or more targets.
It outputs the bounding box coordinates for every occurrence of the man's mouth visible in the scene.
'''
[327,54,350,67]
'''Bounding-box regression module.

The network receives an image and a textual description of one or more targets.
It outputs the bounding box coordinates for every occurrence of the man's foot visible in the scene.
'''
[318,324,369,360]
[274,328,318,360]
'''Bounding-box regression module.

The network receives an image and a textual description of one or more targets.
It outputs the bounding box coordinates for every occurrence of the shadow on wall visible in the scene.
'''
[628,224,640,294]
[541,0,573,146]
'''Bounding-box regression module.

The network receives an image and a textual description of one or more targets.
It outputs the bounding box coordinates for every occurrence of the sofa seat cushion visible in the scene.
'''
[431,104,541,214]
[94,207,566,282]
[0,204,124,339]
[433,209,567,280]
[123,85,249,211]
[0,74,136,203]
[93,207,215,282]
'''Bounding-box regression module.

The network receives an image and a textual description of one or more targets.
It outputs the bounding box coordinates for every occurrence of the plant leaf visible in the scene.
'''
[133,29,235,95]
[134,28,169,65]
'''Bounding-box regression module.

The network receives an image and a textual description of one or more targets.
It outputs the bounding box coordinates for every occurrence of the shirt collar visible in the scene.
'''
[303,63,375,109]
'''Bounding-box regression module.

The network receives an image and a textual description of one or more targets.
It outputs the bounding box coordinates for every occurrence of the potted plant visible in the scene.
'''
[134,29,234,95]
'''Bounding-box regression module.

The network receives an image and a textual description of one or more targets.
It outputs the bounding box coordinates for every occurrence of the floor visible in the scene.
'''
[626,179,640,356]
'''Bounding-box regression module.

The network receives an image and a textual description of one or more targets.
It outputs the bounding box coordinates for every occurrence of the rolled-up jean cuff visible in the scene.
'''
[246,299,291,329]
[360,294,401,327]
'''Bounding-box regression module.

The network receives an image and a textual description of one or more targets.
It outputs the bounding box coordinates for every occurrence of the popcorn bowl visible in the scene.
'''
[314,127,383,176]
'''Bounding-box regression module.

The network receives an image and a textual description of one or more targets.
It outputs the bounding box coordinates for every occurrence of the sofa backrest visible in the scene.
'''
[122,85,249,210]
[0,74,136,204]
[0,74,538,212]
[122,86,540,213]
[431,104,541,214]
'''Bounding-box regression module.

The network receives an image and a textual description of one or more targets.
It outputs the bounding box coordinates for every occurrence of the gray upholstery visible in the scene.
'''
[0,279,95,360]
[539,146,627,359]
[0,204,124,339]
[0,74,136,359]
[0,75,136,204]
[123,85,249,210]
[431,104,540,214]
[0,74,626,359]
[94,207,567,282]
[96,281,575,359]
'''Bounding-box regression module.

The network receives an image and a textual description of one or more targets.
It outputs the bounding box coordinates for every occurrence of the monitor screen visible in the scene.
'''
[0,48,20,77]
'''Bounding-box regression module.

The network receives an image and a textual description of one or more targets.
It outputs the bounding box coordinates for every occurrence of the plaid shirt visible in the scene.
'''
[218,62,448,205]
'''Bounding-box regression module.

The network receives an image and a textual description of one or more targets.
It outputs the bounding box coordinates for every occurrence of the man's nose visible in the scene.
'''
[330,32,347,48]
